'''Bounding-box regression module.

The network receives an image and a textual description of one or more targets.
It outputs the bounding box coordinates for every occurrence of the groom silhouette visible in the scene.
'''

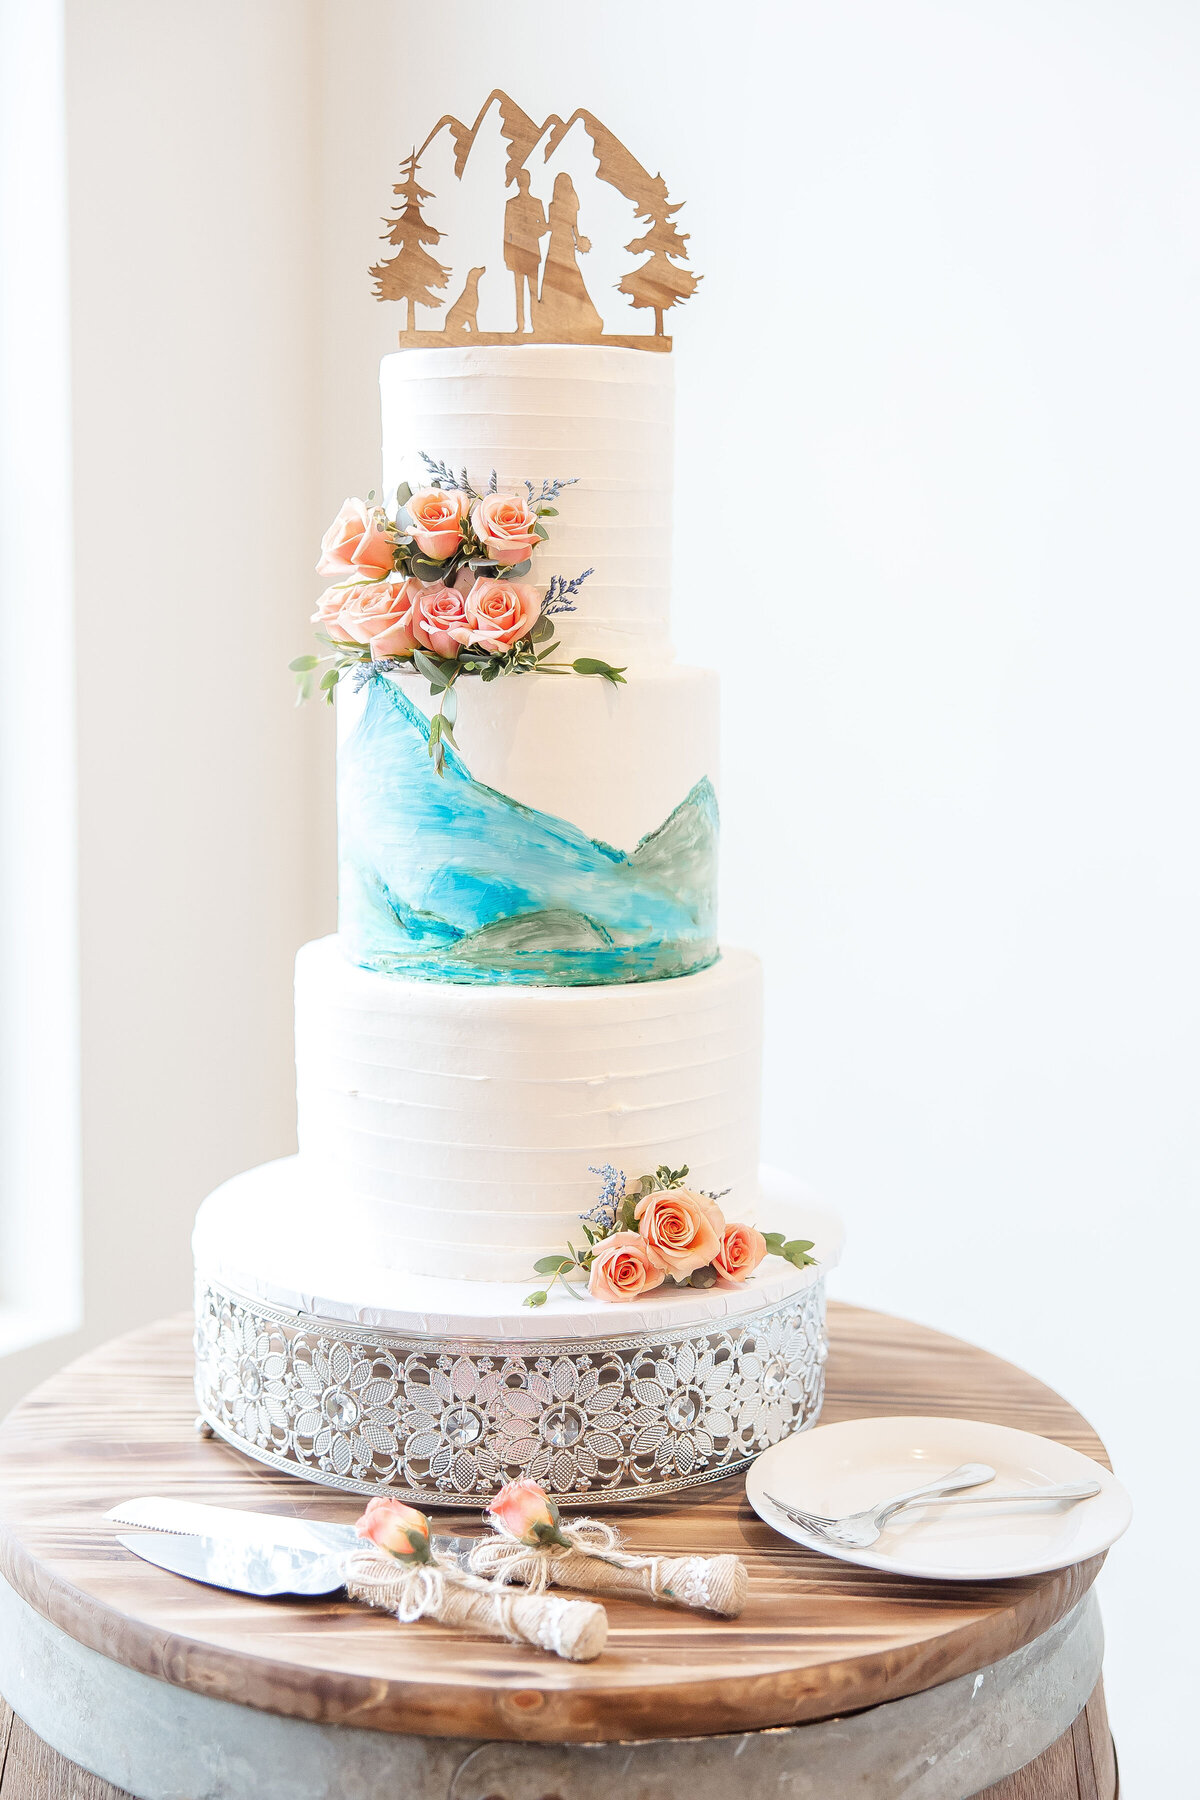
[504,169,549,334]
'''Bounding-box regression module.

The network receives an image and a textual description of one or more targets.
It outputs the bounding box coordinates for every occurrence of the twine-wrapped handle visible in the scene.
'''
[470,1517,748,1618]
[345,1546,607,1662]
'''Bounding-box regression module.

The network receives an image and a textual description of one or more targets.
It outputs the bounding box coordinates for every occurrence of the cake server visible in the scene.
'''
[105,1497,478,1565]
[116,1530,353,1597]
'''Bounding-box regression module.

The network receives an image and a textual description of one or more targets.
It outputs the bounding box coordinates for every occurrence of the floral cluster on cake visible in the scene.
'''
[293,456,625,772]
[526,1164,816,1306]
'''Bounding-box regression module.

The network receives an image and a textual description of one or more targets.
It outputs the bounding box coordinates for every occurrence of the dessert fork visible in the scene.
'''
[766,1466,1102,1549]
[765,1461,993,1547]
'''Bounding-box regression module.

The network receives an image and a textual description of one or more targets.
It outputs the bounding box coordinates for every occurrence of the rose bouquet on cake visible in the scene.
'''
[525,1164,816,1307]
[292,456,625,773]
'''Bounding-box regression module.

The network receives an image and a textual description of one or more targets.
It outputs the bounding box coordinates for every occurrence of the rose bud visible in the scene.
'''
[354,1496,433,1563]
[487,1479,572,1548]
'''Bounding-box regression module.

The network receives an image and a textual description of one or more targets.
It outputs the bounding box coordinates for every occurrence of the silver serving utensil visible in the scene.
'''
[104,1497,478,1568]
[767,1469,1102,1549]
[117,1530,353,1597]
[764,1461,995,1548]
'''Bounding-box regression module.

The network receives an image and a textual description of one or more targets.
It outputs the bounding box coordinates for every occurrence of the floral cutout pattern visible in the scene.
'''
[194,1277,828,1504]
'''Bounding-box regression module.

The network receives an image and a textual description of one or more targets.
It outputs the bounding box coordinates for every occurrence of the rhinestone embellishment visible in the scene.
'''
[193,1276,828,1505]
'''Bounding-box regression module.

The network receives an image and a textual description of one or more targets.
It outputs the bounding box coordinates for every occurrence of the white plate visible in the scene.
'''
[747,1416,1132,1581]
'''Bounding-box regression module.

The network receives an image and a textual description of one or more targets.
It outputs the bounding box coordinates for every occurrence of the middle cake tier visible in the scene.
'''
[295,935,763,1282]
[337,663,720,985]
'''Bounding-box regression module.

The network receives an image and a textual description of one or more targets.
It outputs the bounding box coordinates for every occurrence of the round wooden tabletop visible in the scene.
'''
[0,1304,1110,1745]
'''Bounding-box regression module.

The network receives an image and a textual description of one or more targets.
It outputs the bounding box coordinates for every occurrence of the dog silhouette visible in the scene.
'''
[445,266,485,333]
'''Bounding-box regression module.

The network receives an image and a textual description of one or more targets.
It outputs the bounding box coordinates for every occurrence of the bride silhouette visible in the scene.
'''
[533,172,603,340]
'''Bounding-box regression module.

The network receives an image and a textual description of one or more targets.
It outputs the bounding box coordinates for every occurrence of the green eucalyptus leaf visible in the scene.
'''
[784,1239,815,1255]
[441,685,458,727]
[289,654,319,672]
[573,657,627,683]
[530,616,554,644]
[537,505,558,518]
[534,1254,576,1275]
[531,522,549,542]
[762,1232,786,1252]
[689,1266,718,1289]
[412,650,448,688]
[394,480,412,508]
[319,667,340,691]
[409,554,449,584]
[506,557,533,577]
[524,1290,548,1308]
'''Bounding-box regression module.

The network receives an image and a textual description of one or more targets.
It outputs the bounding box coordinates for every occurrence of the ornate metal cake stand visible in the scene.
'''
[192,1159,841,1506]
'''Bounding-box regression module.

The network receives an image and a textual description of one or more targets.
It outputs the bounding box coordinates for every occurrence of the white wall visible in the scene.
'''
[3,1,1196,1788]
[0,0,336,1403]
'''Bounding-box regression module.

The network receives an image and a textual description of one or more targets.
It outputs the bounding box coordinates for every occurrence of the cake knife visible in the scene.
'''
[104,1497,478,1566]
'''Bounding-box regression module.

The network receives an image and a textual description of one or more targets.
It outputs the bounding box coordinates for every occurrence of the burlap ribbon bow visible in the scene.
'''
[469,1515,748,1617]
[345,1544,607,1661]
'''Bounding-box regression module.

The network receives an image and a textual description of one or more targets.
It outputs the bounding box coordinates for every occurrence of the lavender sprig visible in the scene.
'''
[543,568,594,616]
[352,657,406,691]
[524,475,579,508]
[419,451,478,498]
[583,1163,626,1233]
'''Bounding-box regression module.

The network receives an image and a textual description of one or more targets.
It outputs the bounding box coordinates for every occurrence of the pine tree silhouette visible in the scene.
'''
[617,185,701,336]
[370,151,450,328]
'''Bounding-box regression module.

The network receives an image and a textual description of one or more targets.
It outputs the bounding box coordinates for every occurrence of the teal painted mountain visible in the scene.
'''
[338,675,719,986]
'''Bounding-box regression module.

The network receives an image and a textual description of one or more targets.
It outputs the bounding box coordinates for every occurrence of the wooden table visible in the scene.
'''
[0,1304,1118,1799]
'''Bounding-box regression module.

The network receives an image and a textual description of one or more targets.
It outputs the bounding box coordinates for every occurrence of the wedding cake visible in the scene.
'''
[192,343,843,1504]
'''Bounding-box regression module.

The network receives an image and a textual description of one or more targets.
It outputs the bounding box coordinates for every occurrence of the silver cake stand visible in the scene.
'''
[192,1160,842,1506]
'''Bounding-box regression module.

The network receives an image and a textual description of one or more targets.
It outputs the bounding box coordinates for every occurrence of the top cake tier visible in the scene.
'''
[380,344,674,669]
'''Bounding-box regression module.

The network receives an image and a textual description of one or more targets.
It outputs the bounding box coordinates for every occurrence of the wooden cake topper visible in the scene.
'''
[371,92,701,352]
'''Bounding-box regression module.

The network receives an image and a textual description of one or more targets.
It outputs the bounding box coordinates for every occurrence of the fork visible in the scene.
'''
[766,1467,1102,1549]
[764,1461,995,1548]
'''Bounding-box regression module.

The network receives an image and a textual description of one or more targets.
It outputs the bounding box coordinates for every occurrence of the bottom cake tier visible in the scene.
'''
[192,1158,844,1505]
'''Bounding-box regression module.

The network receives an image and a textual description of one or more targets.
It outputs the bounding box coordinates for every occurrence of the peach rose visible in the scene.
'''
[487,1479,571,1547]
[335,578,422,656]
[635,1188,724,1280]
[410,582,470,660]
[587,1230,667,1302]
[311,585,357,643]
[461,576,542,653]
[406,487,469,561]
[355,1496,432,1562]
[317,498,396,580]
[712,1221,768,1288]
[470,491,540,566]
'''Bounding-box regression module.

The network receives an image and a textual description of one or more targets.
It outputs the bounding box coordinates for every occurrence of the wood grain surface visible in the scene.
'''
[0,1304,1111,1745]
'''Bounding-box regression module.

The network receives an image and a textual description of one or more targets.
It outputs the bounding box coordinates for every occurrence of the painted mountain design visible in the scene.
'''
[338,675,718,986]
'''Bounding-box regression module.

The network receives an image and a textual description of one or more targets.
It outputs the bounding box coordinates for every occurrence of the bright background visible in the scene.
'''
[2,2,1197,1789]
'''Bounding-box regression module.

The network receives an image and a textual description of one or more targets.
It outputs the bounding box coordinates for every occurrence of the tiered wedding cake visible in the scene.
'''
[193,345,842,1504]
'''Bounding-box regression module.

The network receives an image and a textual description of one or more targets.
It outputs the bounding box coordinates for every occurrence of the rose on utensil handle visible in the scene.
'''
[350,1496,607,1661]
[478,1483,749,1617]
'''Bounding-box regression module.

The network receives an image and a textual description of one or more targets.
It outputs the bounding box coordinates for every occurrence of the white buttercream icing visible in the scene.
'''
[294,935,763,1281]
[380,345,674,667]
[336,660,718,856]
[193,1160,844,1340]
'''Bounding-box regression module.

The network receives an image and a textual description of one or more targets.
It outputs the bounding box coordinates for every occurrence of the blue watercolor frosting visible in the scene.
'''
[338,674,718,986]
